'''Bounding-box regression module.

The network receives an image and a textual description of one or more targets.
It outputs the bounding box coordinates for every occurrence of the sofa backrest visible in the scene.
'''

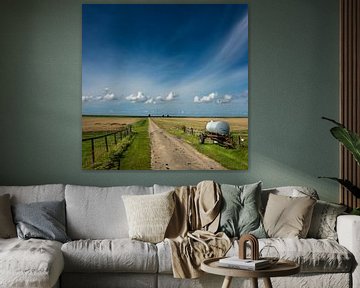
[0,184,65,204]
[153,184,176,194]
[65,184,153,240]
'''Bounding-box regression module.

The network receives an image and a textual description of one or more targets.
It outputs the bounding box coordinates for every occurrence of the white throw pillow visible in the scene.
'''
[307,200,347,240]
[122,191,175,243]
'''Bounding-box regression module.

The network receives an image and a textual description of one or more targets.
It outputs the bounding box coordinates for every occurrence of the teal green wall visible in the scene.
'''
[0,0,340,202]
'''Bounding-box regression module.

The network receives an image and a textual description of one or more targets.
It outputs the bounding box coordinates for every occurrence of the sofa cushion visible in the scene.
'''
[0,184,65,204]
[0,238,64,288]
[0,194,16,238]
[218,182,266,238]
[122,191,175,243]
[65,185,153,239]
[233,238,353,273]
[260,238,353,273]
[156,238,355,274]
[156,240,173,274]
[12,200,70,243]
[61,239,158,273]
[263,194,316,238]
[158,237,353,274]
[307,200,347,240]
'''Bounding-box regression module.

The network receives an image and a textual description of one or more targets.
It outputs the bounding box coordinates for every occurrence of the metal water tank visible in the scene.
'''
[205,121,230,136]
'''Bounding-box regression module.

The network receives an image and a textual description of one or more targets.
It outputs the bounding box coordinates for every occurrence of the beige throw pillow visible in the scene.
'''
[122,191,175,243]
[0,194,16,238]
[263,193,316,238]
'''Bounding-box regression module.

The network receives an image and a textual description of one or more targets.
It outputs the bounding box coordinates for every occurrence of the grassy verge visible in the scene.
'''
[153,119,248,170]
[82,119,150,170]
[118,119,151,170]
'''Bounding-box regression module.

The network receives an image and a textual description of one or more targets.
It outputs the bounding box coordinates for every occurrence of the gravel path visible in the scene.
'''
[148,118,226,170]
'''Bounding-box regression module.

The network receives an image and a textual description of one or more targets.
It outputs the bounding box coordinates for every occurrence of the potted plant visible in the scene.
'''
[320,117,360,215]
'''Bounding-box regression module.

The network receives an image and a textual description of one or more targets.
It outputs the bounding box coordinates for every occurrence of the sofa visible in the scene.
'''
[0,183,359,288]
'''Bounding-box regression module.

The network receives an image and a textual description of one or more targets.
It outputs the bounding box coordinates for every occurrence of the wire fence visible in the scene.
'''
[82,125,132,165]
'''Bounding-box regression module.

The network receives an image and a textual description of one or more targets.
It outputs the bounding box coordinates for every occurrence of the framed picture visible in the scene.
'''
[82,4,248,170]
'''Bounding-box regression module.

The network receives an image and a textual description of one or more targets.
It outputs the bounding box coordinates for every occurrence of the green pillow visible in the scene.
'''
[218,182,266,238]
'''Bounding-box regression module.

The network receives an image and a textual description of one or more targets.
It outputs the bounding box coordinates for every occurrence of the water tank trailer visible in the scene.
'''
[200,121,234,148]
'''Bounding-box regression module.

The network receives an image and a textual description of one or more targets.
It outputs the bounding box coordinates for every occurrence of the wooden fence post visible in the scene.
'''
[91,139,95,164]
[105,136,109,152]
[83,128,124,166]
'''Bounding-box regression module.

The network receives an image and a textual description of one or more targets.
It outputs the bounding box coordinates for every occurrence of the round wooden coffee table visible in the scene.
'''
[201,257,300,288]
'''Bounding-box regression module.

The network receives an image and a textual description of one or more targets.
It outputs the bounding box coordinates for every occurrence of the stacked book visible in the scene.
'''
[218,257,271,270]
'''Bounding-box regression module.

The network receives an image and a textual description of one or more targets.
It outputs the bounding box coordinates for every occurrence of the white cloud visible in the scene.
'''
[164,91,178,101]
[103,93,115,101]
[215,15,248,66]
[124,90,178,104]
[156,91,179,102]
[82,88,117,102]
[126,91,148,103]
[145,97,156,104]
[217,94,233,104]
[101,88,115,101]
[82,95,93,102]
[194,92,217,103]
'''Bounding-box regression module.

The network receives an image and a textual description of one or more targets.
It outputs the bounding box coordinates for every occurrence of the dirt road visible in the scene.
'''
[148,118,226,170]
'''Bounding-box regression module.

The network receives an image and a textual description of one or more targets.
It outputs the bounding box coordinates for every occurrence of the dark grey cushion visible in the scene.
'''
[0,194,16,238]
[12,200,70,243]
[218,182,266,238]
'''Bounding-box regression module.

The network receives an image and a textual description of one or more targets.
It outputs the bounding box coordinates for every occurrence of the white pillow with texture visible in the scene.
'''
[122,191,175,243]
[307,200,347,240]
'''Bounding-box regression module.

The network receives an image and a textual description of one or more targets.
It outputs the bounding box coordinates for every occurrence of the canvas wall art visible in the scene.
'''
[82,4,248,170]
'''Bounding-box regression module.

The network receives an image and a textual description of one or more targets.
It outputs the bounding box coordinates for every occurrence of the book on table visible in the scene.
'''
[218,257,271,270]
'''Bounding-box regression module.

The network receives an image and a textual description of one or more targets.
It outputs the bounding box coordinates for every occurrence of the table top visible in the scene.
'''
[201,257,300,278]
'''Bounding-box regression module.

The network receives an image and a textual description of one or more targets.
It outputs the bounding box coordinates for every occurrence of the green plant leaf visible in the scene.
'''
[322,117,360,165]
[318,177,360,198]
[330,127,360,165]
[351,208,360,215]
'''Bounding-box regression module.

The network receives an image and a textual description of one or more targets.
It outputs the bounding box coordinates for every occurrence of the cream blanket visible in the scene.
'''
[165,181,231,278]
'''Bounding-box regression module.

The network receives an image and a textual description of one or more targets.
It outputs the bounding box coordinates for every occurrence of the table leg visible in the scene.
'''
[263,277,273,288]
[251,278,258,288]
[221,276,233,288]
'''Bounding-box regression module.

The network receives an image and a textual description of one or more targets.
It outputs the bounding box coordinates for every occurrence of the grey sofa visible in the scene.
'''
[0,184,359,288]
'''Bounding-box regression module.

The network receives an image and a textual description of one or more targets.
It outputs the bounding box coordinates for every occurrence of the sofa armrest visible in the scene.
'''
[337,215,360,288]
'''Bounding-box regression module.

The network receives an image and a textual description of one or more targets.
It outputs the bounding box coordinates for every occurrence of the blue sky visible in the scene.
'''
[82,4,248,117]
